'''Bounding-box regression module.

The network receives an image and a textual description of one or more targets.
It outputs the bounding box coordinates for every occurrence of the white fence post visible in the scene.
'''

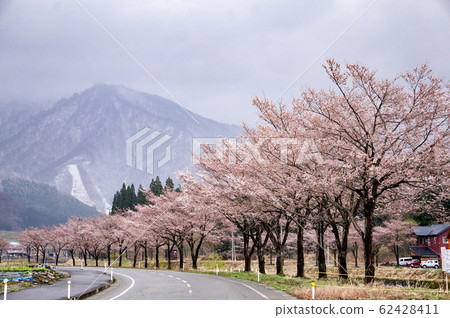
[67,281,71,299]
[312,282,316,300]
[3,279,8,300]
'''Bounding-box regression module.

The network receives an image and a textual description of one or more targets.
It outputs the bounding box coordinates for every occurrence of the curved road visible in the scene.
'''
[87,268,296,300]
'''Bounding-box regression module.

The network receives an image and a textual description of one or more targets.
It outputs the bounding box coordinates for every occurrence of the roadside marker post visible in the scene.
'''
[183,262,185,271]
[104,262,107,272]
[216,264,219,275]
[446,274,448,294]
[81,263,83,270]
[257,268,260,282]
[311,282,316,300]
[3,279,8,300]
[111,267,114,282]
[67,281,71,299]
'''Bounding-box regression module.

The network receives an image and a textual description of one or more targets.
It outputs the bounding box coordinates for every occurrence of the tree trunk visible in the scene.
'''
[119,244,123,267]
[296,223,305,277]
[242,231,253,272]
[257,248,265,274]
[144,242,148,268]
[352,243,358,267]
[337,249,348,279]
[268,218,291,275]
[41,249,46,263]
[84,251,88,266]
[36,250,39,263]
[177,241,184,270]
[133,243,139,268]
[363,200,375,283]
[55,253,59,266]
[329,219,349,280]
[251,227,269,274]
[191,247,198,270]
[155,246,160,268]
[107,245,111,267]
[316,221,327,279]
[71,251,75,266]
[394,245,400,266]
[276,249,284,275]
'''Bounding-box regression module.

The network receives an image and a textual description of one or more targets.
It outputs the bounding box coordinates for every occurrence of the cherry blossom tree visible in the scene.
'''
[376,218,416,266]
[252,60,449,282]
[47,224,68,265]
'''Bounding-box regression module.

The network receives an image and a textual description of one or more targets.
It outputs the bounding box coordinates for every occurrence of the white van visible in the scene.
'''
[399,257,413,266]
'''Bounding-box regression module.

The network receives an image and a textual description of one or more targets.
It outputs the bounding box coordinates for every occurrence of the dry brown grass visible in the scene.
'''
[291,285,449,300]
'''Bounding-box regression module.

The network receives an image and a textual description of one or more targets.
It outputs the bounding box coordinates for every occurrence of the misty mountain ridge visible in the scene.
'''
[0,84,241,213]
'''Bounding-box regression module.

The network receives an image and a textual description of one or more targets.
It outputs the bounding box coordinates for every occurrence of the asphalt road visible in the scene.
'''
[1,267,110,300]
[2,267,295,300]
[88,268,296,300]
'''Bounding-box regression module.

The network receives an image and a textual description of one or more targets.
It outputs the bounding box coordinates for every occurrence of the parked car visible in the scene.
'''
[421,259,440,269]
[399,257,413,266]
[407,259,421,267]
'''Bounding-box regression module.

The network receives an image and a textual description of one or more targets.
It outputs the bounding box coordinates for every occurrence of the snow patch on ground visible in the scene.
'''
[94,183,112,214]
[67,164,96,207]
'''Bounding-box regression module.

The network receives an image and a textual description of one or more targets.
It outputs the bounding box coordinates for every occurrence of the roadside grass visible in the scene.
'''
[201,271,450,300]
[0,265,47,273]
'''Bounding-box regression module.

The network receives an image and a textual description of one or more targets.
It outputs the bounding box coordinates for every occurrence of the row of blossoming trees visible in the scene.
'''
[17,60,449,283]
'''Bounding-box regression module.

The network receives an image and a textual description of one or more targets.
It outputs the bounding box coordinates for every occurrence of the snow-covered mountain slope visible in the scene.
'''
[0,84,241,212]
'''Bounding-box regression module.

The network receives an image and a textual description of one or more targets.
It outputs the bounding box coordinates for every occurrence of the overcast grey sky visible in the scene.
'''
[0,0,449,125]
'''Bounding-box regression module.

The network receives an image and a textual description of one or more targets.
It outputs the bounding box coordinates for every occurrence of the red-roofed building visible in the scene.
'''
[410,224,450,260]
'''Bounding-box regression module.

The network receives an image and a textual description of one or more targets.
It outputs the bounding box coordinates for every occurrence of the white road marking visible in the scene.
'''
[238,282,270,300]
[189,290,192,294]
[110,272,135,300]
[213,276,270,300]
[182,280,187,283]
[167,275,173,278]
[176,277,181,280]
[186,284,191,288]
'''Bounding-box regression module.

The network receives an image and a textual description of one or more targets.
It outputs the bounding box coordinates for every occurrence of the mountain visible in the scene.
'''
[0,84,241,212]
[0,178,98,230]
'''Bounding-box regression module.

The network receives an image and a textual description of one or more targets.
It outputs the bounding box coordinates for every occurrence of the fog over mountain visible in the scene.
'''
[0,84,241,212]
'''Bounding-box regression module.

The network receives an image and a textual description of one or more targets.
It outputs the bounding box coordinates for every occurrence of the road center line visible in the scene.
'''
[109,272,135,300]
